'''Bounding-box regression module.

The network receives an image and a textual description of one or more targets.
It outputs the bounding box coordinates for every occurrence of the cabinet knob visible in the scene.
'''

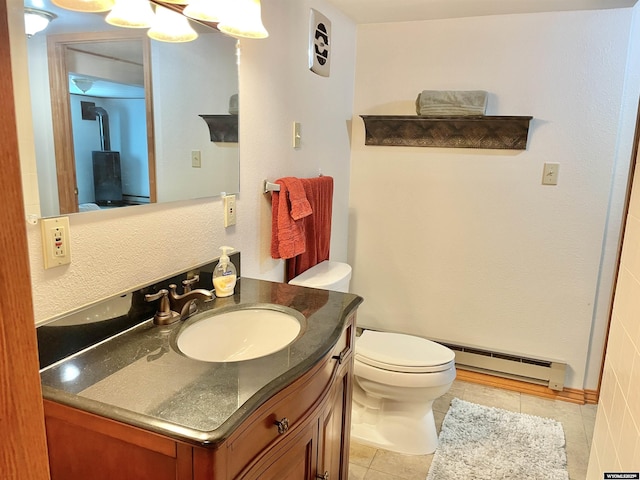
[316,472,329,480]
[274,417,289,434]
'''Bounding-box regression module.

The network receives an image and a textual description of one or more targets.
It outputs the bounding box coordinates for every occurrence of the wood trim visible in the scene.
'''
[176,444,194,479]
[142,36,157,203]
[193,445,225,480]
[44,400,177,457]
[584,389,599,405]
[47,35,78,214]
[0,1,51,477]
[456,368,598,405]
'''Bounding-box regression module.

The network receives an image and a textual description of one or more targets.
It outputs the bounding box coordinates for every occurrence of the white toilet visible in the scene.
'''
[352,330,456,455]
[288,260,352,293]
[289,261,456,455]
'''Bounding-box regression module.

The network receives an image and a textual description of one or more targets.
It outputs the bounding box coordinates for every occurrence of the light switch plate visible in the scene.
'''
[191,150,201,168]
[293,122,301,149]
[542,163,560,185]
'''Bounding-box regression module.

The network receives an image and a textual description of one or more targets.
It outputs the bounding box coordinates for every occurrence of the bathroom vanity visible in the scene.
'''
[37,265,362,480]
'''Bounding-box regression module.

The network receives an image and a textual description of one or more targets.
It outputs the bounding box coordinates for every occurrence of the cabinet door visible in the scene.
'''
[318,360,353,480]
[44,400,193,480]
[240,419,318,480]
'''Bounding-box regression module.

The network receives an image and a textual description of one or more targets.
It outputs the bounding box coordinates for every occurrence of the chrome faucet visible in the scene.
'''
[168,275,214,320]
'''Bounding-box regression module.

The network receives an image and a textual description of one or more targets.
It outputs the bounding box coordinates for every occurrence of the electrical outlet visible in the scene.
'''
[224,194,236,227]
[41,216,71,269]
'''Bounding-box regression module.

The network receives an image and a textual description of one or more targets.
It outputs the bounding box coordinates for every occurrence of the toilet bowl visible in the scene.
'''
[288,261,455,455]
[352,330,456,455]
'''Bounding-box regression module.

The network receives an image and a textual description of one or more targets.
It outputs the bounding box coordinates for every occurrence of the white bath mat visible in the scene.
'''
[427,398,568,480]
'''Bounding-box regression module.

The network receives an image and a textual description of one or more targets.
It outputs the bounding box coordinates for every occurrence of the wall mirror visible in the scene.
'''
[25,0,240,217]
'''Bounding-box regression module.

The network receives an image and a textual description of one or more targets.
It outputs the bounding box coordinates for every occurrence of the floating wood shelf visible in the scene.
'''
[199,114,238,143]
[360,115,532,150]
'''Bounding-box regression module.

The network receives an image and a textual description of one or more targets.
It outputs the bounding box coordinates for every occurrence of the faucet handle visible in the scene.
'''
[182,275,200,293]
[144,289,180,325]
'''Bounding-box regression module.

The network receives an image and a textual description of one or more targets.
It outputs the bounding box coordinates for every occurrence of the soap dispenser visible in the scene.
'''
[213,246,237,297]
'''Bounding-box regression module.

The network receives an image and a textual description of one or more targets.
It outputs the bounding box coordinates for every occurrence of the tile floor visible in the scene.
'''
[348,379,597,480]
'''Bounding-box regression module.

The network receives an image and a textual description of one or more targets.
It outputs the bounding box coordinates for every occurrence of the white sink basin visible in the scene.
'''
[176,307,303,362]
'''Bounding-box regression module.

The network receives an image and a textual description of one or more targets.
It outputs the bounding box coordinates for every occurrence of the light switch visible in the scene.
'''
[542,163,559,185]
[191,150,202,168]
[293,122,301,149]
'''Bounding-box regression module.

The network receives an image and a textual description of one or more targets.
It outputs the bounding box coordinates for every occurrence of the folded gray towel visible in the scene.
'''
[416,90,488,116]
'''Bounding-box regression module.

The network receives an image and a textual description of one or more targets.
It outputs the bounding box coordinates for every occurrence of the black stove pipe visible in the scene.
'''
[90,106,111,151]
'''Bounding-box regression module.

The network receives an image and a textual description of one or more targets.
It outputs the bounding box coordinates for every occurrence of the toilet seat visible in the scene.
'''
[356,330,455,374]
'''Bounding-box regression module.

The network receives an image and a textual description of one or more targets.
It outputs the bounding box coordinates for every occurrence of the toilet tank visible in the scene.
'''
[288,261,352,293]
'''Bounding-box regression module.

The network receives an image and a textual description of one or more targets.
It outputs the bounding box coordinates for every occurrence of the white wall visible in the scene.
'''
[12,0,357,322]
[587,6,640,474]
[348,9,638,391]
[152,31,240,202]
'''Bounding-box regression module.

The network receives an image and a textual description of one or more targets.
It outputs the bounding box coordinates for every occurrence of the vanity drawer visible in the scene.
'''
[227,325,351,479]
[331,315,354,364]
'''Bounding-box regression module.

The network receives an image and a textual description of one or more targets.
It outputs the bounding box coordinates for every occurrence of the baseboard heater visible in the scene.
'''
[440,342,567,391]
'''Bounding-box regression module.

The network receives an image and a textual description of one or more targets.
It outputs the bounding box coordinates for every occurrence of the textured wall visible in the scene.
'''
[15,0,356,322]
[349,9,638,390]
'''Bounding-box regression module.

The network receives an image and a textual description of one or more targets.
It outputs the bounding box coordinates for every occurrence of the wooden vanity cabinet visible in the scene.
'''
[43,314,355,480]
[44,400,194,480]
[318,348,353,480]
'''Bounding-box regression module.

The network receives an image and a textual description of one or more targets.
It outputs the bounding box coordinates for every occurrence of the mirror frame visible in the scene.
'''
[47,30,156,214]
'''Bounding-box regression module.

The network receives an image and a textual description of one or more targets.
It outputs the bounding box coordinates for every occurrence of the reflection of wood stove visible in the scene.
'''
[87,103,124,206]
[93,151,123,206]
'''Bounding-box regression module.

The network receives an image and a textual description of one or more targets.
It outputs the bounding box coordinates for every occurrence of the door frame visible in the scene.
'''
[0,0,51,477]
[47,30,157,213]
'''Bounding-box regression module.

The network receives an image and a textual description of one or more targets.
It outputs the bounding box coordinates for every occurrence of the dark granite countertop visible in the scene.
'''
[39,276,363,447]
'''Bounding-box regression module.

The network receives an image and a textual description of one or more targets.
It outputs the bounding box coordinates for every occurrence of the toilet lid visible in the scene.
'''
[356,330,455,373]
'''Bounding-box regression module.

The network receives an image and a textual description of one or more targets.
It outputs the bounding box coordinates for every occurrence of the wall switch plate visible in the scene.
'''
[223,194,236,227]
[293,122,301,149]
[41,216,71,269]
[542,163,560,185]
[191,150,202,168]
